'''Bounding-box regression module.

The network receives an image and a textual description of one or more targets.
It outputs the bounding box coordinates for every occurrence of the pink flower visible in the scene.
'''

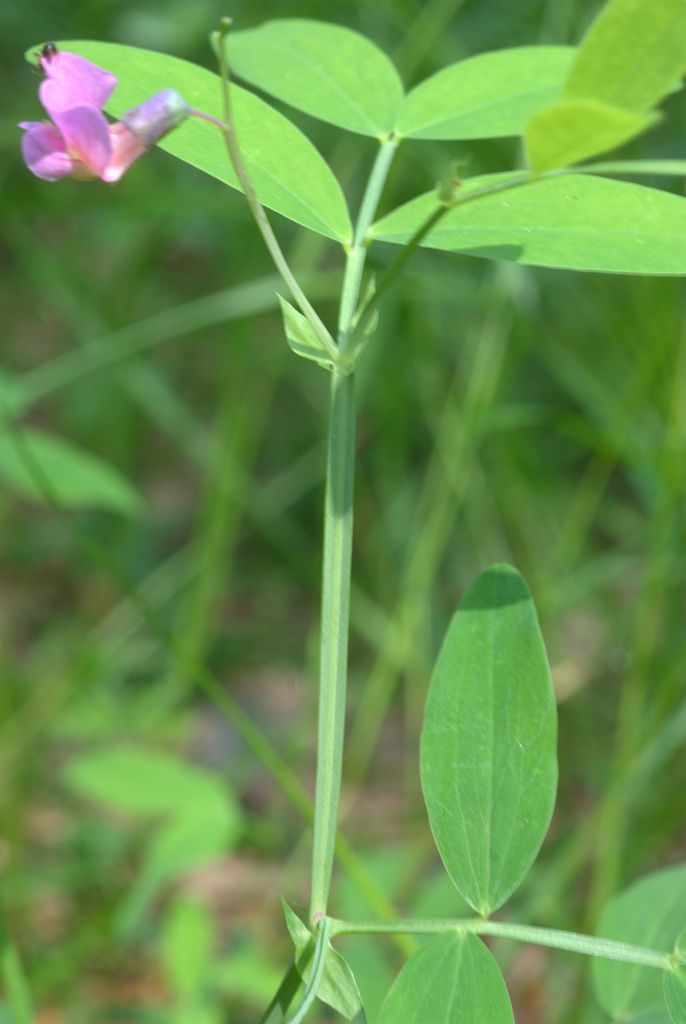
[20,48,189,183]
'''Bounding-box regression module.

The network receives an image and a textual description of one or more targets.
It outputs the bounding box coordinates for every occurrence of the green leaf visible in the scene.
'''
[33,41,351,242]
[229,19,403,136]
[376,932,513,1024]
[282,901,363,1020]
[65,746,229,816]
[580,160,686,178]
[420,564,557,916]
[162,900,215,1002]
[370,172,686,275]
[665,965,686,1024]
[592,864,686,1020]
[278,296,333,368]
[0,427,141,515]
[526,97,655,173]
[396,46,574,140]
[0,371,30,420]
[564,0,686,113]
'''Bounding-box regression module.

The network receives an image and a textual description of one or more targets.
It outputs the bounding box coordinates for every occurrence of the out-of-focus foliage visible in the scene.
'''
[3,0,686,1021]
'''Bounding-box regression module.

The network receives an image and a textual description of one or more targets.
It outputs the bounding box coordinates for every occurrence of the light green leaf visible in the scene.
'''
[283,900,363,1020]
[229,19,403,136]
[65,746,228,815]
[564,0,686,113]
[397,46,574,140]
[278,296,333,368]
[665,965,686,1024]
[592,864,686,1020]
[370,172,686,275]
[376,932,513,1024]
[580,160,686,178]
[0,427,140,515]
[0,371,30,419]
[162,899,215,1002]
[526,97,655,173]
[420,564,557,916]
[33,41,351,242]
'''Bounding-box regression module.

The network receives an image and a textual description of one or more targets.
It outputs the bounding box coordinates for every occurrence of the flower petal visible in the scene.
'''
[52,106,112,177]
[103,123,146,182]
[39,52,117,117]
[20,121,75,181]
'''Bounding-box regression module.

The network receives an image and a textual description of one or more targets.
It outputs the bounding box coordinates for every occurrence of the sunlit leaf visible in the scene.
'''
[162,900,215,1002]
[370,172,686,275]
[592,864,686,1020]
[376,931,513,1024]
[397,46,574,140]
[0,427,140,515]
[420,564,557,915]
[665,965,686,1024]
[28,41,352,242]
[229,19,403,136]
[564,0,686,113]
[526,97,654,173]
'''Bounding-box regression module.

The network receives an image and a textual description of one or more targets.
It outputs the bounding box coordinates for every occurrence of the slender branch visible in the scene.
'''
[308,138,399,920]
[328,917,673,970]
[285,918,332,1024]
[211,21,338,363]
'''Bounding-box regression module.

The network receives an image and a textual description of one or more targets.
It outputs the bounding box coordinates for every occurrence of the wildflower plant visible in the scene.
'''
[13,0,686,1020]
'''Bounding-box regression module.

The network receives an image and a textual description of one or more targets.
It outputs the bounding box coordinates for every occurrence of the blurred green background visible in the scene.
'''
[2,0,686,1021]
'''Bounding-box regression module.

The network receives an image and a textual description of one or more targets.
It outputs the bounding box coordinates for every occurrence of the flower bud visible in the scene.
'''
[121,88,190,147]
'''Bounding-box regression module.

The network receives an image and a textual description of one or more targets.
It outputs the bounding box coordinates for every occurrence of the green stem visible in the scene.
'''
[213,22,338,362]
[285,918,332,1024]
[328,917,672,970]
[308,139,398,920]
[309,368,356,919]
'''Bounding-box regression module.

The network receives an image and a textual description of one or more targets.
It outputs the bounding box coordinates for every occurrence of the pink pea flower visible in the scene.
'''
[20,47,190,183]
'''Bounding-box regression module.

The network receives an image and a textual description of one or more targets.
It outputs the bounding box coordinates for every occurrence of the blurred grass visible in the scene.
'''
[2,0,686,1021]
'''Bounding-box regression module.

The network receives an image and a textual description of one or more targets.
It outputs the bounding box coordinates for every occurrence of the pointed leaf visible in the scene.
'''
[283,901,363,1020]
[592,864,686,1020]
[397,46,574,140]
[0,427,140,515]
[229,20,403,136]
[31,41,351,242]
[526,97,654,173]
[376,932,513,1024]
[564,0,686,113]
[278,295,333,368]
[370,172,686,275]
[420,564,557,915]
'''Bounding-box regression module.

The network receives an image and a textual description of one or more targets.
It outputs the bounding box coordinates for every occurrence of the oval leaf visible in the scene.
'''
[420,564,557,916]
[397,46,574,140]
[370,172,686,275]
[229,19,403,136]
[35,41,351,242]
[377,931,513,1024]
[564,0,686,113]
[592,864,686,1020]
[65,746,229,815]
[0,427,140,515]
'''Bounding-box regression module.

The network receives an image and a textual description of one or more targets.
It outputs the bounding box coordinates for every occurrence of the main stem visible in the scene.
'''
[309,138,398,920]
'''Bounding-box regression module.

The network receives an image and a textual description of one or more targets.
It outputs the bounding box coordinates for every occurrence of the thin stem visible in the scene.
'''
[285,918,332,1024]
[328,917,673,970]
[309,368,356,919]
[212,25,338,362]
[308,139,398,920]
